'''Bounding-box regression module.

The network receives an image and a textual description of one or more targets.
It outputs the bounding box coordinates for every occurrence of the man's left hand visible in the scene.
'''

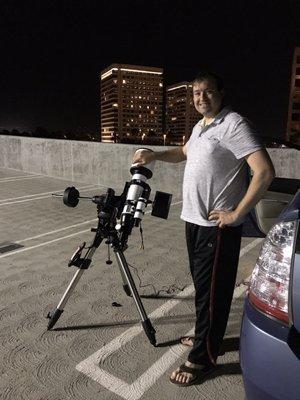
[208,209,240,228]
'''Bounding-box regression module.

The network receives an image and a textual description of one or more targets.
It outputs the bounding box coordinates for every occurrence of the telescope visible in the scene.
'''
[46,148,172,346]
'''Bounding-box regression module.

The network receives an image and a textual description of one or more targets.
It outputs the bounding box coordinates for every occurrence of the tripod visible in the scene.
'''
[46,186,157,346]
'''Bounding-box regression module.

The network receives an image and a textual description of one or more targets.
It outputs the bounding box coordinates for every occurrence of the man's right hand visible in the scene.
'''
[132,149,156,165]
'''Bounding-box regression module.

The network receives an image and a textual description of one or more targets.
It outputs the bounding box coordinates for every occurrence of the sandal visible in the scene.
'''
[170,363,215,387]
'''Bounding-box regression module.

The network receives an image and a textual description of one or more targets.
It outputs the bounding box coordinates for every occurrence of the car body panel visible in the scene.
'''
[240,301,300,400]
[241,189,300,400]
[292,251,300,332]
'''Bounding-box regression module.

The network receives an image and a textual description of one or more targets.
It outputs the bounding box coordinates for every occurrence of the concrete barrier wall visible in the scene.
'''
[0,136,299,199]
[0,136,185,198]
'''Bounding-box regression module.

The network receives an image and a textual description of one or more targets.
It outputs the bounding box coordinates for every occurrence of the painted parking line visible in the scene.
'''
[76,285,195,400]
[16,219,97,243]
[0,184,99,202]
[0,174,40,181]
[0,229,92,259]
[0,201,183,259]
[76,239,260,400]
[0,185,100,206]
[239,238,263,257]
[0,175,44,183]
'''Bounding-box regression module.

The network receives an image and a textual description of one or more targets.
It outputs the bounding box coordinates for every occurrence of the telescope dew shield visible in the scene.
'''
[119,149,155,232]
[130,148,156,179]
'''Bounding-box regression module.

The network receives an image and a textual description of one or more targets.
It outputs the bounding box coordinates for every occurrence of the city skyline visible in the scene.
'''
[99,63,201,145]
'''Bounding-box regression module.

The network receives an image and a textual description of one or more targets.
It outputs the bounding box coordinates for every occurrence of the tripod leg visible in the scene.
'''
[47,247,96,330]
[47,268,86,329]
[115,255,132,296]
[114,249,157,346]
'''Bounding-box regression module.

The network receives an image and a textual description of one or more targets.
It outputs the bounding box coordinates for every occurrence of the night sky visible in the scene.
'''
[1,0,300,138]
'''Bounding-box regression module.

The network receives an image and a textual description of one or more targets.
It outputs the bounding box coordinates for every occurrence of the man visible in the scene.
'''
[132,71,275,386]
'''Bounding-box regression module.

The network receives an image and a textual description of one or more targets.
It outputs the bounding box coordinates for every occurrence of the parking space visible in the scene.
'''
[0,168,262,400]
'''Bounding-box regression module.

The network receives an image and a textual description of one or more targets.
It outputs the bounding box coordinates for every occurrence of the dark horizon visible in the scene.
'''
[1,0,300,138]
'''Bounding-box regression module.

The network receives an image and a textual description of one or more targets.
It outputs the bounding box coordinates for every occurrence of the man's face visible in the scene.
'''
[193,79,224,118]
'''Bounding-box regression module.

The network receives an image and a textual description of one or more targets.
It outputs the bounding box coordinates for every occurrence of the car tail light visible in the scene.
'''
[249,220,296,323]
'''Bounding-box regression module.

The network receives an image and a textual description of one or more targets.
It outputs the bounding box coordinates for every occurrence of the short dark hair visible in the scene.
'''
[193,71,224,92]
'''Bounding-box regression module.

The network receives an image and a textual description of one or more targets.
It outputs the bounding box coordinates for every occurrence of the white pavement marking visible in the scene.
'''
[0,175,38,181]
[0,201,182,259]
[0,229,91,259]
[76,238,261,399]
[239,237,263,257]
[166,200,183,206]
[0,175,43,183]
[76,285,195,400]
[0,184,98,202]
[16,219,97,243]
[0,185,100,206]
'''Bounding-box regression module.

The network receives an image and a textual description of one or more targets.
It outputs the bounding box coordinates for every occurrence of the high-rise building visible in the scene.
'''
[166,82,199,145]
[287,47,300,143]
[100,64,163,143]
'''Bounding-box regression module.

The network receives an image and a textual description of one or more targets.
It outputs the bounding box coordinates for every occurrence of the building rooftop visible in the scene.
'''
[0,167,261,399]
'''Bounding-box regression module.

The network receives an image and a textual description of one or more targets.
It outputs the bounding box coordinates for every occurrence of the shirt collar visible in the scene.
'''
[198,106,231,127]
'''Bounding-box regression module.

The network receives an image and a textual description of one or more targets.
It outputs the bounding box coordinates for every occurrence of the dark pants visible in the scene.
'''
[186,222,243,366]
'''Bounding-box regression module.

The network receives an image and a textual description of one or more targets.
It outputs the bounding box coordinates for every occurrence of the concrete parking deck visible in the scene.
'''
[0,168,263,400]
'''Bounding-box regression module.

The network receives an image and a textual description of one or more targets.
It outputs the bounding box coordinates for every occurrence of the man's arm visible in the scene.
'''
[132,145,187,164]
[209,149,275,228]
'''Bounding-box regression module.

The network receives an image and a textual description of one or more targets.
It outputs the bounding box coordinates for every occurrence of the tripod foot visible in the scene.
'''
[47,308,64,330]
[123,284,132,297]
[142,319,157,346]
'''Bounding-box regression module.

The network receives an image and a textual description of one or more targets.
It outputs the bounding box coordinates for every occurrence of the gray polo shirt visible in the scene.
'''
[181,107,263,227]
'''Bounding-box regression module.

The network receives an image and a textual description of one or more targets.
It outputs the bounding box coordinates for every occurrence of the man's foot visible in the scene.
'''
[180,336,194,347]
[179,336,226,356]
[169,361,215,387]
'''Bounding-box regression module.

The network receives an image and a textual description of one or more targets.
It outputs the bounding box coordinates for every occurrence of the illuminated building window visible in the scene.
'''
[100,64,163,143]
